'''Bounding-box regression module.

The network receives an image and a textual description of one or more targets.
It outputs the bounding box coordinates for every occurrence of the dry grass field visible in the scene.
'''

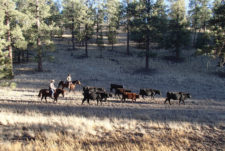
[0,31,225,150]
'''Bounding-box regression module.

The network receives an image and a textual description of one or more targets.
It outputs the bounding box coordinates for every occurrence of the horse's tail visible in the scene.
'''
[38,90,42,97]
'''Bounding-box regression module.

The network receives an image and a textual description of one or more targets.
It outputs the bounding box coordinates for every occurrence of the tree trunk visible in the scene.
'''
[18,49,21,63]
[85,24,88,57]
[96,13,99,39]
[145,0,150,70]
[193,28,197,47]
[5,6,14,77]
[85,40,88,57]
[127,23,130,55]
[72,18,75,51]
[26,49,29,62]
[126,0,130,55]
[36,0,42,71]
[22,50,25,62]
[145,37,150,69]
[175,13,180,59]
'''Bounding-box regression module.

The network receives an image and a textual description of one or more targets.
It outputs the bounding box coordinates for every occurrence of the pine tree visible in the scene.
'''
[124,0,131,55]
[94,0,105,40]
[189,0,201,46]
[96,28,105,58]
[129,1,146,48]
[46,0,62,38]
[151,0,168,48]
[203,0,225,66]
[0,0,30,77]
[83,0,95,57]
[62,0,82,51]
[0,2,8,79]
[189,0,211,48]
[94,0,105,57]
[167,0,190,59]
[106,0,120,51]
[25,0,56,71]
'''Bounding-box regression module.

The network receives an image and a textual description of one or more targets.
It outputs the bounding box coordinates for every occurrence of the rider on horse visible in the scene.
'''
[66,74,72,88]
[49,80,56,98]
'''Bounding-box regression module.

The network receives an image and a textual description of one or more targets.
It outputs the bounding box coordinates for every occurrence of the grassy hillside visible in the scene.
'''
[0,31,225,150]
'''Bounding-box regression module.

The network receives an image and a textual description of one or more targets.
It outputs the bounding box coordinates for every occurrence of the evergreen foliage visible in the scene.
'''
[166,0,191,59]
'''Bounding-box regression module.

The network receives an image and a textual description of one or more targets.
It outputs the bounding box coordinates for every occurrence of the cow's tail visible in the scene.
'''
[38,90,42,97]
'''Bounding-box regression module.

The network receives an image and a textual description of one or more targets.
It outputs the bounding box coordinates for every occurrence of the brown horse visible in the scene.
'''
[58,80,81,92]
[38,88,64,103]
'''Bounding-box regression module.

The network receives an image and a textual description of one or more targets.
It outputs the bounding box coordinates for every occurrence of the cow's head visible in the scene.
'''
[108,93,113,97]
[186,93,191,98]
[156,90,161,95]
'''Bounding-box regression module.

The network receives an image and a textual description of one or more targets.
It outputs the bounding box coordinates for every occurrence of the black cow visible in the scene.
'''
[97,91,113,102]
[139,89,161,99]
[164,92,191,105]
[110,84,123,92]
[83,86,105,93]
[82,86,111,105]
[115,88,131,98]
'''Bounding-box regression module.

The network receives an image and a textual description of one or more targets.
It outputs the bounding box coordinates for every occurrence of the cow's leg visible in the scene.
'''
[164,98,168,104]
[142,95,145,99]
[169,99,171,105]
[179,99,181,105]
[152,94,155,100]
[121,96,123,103]
[182,99,185,105]
[97,99,99,105]
[122,98,125,103]
[87,99,90,105]
[41,96,43,101]
[45,96,47,103]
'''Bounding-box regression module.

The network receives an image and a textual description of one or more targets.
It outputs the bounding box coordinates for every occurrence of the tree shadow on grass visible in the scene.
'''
[132,68,158,75]
[0,101,224,124]
[211,71,225,79]
[161,56,186,63]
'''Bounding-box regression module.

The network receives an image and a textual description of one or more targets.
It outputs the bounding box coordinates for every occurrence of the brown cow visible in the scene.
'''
[115,88,132,98]
[121,92,139,103]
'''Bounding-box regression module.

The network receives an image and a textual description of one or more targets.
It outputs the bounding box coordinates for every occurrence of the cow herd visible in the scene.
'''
[39,82,191,105]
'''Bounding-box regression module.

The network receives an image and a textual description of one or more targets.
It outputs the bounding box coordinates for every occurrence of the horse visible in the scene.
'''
[58,80,81,92]
[38,88,64,103]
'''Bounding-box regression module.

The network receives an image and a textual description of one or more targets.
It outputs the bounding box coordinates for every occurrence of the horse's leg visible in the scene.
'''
[82,98,86,105]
